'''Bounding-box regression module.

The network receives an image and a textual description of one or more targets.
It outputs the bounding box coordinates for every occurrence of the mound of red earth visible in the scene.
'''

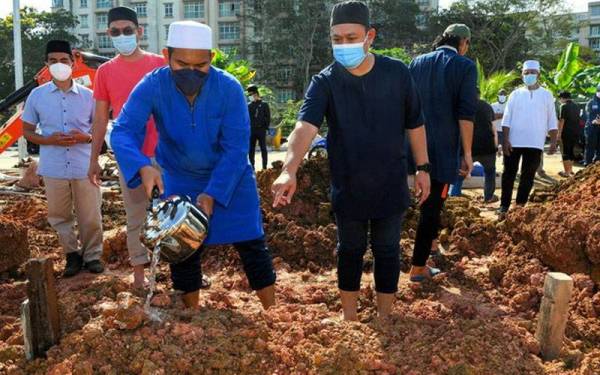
[503,163,600,284]
[0,218,28,274]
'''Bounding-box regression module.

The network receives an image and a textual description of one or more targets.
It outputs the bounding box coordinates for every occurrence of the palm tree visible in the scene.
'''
[476,60,519,103]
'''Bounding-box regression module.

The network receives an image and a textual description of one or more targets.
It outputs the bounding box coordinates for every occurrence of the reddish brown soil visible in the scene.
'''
[0,161,599,374]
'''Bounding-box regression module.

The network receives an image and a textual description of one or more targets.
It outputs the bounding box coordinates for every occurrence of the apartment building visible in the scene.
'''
[51,0,245,56]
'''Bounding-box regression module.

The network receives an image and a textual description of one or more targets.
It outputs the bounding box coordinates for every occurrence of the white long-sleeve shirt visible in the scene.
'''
[501,86,558,150]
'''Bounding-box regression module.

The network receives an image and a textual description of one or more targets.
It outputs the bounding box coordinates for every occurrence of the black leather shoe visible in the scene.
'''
[85,260,105,274]
[63,252,83,277]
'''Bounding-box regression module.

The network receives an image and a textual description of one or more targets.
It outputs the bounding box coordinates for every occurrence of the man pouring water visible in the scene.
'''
[110,21,276,309]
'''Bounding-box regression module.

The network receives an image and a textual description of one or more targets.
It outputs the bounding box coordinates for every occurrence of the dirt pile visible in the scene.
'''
[502,163,600,283]
[0,218,28,274]
[1,197,48,230]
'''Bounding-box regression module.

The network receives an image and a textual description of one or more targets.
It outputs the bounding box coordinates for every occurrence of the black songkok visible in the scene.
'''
[108,6,138,27]
[330,1,370,28]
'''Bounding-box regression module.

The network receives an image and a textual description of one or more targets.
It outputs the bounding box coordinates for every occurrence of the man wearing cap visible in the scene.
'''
[22,40,103,277]
[271,1,430,321]
[111,21,276,309]
[87,6,165,289]
[499,60,558,216]
[247,84,271,170]
[407,24,476,281]
[557,91,581,177]
[584,84,600,166]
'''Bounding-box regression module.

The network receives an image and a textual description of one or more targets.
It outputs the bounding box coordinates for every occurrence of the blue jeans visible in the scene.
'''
[450,153,497,201]
[584,125,600,165]
[335,214,403,293]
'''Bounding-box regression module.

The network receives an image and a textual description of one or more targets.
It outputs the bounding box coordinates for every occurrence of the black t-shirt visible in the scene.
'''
[298,54,424,220]
[248,100,270,130]
[559,100,581,140]
[472,99,497,156]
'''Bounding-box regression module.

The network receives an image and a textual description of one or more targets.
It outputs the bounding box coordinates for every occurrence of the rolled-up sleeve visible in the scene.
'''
[297,75,328,129]
[110,75,154,189]
[457,62,478,122]
[203,80,251,207]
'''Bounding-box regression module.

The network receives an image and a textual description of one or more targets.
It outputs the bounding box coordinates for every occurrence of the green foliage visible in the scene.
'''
[476,60,518,102]
[371,48,412,64]
[0,8,80,99]
[212,48,256,88]
[539,42,588,96]
[274,100,303,137]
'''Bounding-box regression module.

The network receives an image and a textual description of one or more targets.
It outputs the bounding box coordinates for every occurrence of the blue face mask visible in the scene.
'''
[523,74,538,86]
[111,34,138,56]
[172,68,208,96]
[332,37,368,69]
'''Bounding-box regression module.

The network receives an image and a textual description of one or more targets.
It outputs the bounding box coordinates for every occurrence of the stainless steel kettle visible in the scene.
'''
[141,188,209,264]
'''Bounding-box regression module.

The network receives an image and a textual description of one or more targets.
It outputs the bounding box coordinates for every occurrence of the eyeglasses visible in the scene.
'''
[109,26,136,37]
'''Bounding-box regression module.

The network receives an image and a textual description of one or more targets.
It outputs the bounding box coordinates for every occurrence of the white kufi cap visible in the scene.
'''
[522,60,541,72]
[167,21,213,50]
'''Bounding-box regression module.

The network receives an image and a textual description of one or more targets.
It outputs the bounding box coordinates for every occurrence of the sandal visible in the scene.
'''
[410,266,441,283]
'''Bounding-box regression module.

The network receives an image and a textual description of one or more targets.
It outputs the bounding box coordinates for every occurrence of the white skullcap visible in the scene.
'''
[167,21,213,50]
[522,60,541,72]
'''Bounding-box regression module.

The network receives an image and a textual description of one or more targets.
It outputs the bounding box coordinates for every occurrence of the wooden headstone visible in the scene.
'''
[21,258,61,359]
[535,272,573,361]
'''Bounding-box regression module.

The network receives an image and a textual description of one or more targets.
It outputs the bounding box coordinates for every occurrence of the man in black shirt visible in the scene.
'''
[558,91,580,177]
[450,89,498,202]
[271,1,430,321]
[247,84,270,169]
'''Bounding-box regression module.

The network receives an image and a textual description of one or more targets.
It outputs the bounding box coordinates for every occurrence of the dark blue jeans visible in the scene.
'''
[584,125,600,165]
[170,237,276,293]
[335,214,403,294]
[450,153,497,201]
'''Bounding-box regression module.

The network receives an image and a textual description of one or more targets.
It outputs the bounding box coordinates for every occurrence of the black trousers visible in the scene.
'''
[412,179,449,267]
[335,214,403,293]
[500,147,542,209]
[249,129,268,169]
[170,237,276,293]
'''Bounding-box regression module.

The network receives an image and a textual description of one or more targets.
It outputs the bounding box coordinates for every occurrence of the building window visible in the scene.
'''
[164,3,173,18]
[133,2,147,18]
[416,14,427,27]
[79,15,89,28]
[98,34,112,49]
[592,6,600,17]
[278,67,292,81]
[219,22,240,40]
[80,0,88,7]
[590,38,600,50]
[184,2,204,19]
[140,24,148,40]
[219,0,241,17]
[52,0,64,7]
[276,89,295,103]
[590,25,600,37]
[96,0,112,8]
[79,34,90,46]
[219,44,239,56]
[97,13,108,28]
[165,25,170,40]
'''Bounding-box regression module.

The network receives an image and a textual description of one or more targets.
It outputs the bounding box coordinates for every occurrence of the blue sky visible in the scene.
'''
[0,0,592,18]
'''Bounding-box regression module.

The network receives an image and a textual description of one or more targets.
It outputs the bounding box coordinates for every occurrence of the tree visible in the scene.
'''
[427,0,574,73]
[246,0,331,99]
[476,60,518,103]
[0,8,80,99]
[368,0,422,49]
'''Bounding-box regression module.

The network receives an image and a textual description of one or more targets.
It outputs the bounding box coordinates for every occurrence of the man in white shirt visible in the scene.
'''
[499,60,558,216]
[491,89,507,152]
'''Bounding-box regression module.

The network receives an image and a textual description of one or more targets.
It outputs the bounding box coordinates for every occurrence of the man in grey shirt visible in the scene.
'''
[22,40,103,277]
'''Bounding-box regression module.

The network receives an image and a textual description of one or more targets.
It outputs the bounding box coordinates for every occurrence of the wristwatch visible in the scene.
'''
[416,163,431,173]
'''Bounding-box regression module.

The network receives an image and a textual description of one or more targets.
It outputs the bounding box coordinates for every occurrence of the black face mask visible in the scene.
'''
[171,68,208,96]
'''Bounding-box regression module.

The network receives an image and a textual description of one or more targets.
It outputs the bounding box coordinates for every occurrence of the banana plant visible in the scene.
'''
[539,42,586,95]
[476,60,519,103]
[212,48,256,88]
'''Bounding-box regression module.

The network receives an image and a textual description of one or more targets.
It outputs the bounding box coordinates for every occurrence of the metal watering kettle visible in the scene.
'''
[141,188,209,264]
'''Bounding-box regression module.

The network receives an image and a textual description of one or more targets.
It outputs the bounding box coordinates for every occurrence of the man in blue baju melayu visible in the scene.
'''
[111,21,276,309]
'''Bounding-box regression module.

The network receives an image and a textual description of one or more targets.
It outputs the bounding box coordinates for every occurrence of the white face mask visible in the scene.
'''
[49,62,72,81]
[498,95,507,103]
[596,92,600,99]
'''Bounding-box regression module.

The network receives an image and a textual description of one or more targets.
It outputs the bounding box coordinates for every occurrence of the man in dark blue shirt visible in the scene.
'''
[584,84,600,165]
[408,24,477,281]
[271,1,431,321]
